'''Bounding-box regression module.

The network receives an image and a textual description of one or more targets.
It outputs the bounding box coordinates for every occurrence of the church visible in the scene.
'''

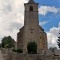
[17,0,47,53]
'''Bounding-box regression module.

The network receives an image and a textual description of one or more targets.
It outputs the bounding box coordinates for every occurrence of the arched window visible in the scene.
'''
[29,6,33,11]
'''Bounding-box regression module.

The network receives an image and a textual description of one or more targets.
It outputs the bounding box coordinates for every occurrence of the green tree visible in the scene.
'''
[27,41,37,54]
[1,36,15,48]
[57,37,60,48]
[0,43,2,48]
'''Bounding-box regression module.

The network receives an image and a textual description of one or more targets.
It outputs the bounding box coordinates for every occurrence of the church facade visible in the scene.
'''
[17,0,47,53]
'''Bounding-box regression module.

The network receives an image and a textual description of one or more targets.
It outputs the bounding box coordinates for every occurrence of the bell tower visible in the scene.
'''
[24,0,39,26]
[23,0,40,53]
[17,0,47,53]
[28,0,35,3]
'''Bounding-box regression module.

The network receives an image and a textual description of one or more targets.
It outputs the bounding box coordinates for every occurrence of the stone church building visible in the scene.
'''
[17,0,47,53]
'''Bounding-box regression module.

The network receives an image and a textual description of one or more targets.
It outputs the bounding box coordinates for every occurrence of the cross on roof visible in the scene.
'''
[29,28,34,33]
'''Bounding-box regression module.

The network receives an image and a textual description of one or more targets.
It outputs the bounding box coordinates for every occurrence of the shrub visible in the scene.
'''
[17,49,23,53]
[27,41,37,54]
[12,48,17,52]
[12,48,23,53]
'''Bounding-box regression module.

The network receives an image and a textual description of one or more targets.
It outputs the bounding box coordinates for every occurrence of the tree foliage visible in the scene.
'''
[27,41,37,54]
[1,36,15,48]
[57,37,60,48]
[0,44,2,48]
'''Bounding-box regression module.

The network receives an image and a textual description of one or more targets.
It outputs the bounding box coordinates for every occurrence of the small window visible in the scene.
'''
[29,6,33,11]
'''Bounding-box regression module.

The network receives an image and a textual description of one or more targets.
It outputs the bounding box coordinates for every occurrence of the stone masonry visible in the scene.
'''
[17,0,47,53]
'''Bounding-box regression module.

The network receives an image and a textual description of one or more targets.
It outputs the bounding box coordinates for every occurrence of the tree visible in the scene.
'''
[27,41,37,54]
[1,36,15,48]
[57,37,60,48]
[0,43,2,48]
[57,32,60,48]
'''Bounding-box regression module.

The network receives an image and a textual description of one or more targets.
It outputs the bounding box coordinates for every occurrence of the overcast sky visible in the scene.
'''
[0,0,60,48]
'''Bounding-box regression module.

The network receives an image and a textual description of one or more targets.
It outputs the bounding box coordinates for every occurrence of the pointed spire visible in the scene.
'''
[28,0,35,3]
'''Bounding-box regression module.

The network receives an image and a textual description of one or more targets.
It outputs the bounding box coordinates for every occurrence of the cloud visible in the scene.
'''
[59,22,60,28]
[0,0,59,49]
[0,0,28,43]
[47,22,60,48]
[39,6,60,16]
[39,21,49,26]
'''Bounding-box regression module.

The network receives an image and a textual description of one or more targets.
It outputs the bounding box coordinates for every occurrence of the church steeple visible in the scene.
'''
[28,0,35,3]
[17,0,47,53]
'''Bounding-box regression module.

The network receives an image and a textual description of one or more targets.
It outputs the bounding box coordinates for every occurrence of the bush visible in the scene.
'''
[12,48,23,53]
[17,49,23,53]
[27,41,37,54]
[12,48,17,52]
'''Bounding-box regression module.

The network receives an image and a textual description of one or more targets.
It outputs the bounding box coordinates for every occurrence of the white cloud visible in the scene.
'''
[47,22,60,48]
[0,0,60,49]
[39,21,49,26]
[47,32,58,48]
[39,6,59,16]
[0,0,28,43]
[59,22,60,28]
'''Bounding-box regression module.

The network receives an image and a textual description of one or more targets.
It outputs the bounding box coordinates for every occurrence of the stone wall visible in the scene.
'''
[1,48,8,60]
[1,48,12,60]
[8,52,60,60]
[1,48,60,60]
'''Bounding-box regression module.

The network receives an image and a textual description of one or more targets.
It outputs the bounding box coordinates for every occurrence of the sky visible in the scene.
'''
[0,0,60,48]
